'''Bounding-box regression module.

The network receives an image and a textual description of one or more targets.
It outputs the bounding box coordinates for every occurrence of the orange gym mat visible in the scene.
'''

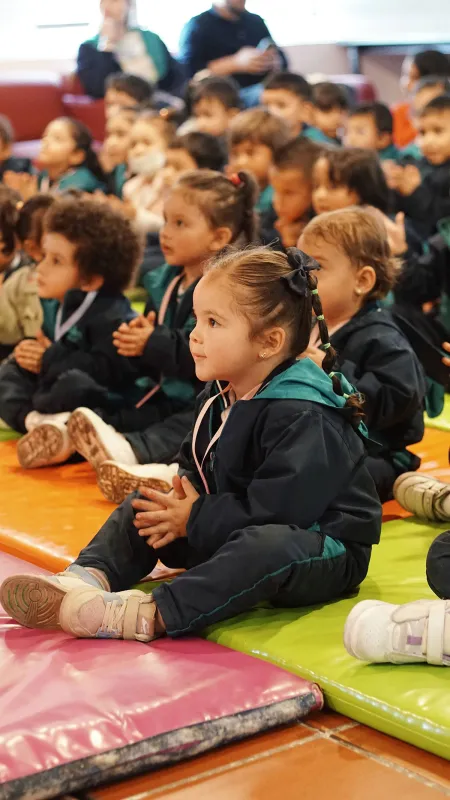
[0,428,449,572]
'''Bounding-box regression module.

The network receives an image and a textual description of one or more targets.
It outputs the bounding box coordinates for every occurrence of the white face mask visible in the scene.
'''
[128,150,166,177]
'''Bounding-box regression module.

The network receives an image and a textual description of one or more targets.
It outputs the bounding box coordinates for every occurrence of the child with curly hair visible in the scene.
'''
[0,198,141,468]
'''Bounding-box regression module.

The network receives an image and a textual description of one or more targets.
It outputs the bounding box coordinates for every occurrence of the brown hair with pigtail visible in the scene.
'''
[204,245,364,423]
[174,169,258,245]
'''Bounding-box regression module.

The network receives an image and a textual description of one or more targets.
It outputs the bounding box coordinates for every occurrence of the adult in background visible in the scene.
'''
[392,48,450,148]
[179,1,287,106]
[77,0,181,99]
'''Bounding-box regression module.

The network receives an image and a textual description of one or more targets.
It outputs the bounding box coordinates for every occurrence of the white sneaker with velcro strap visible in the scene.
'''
[344,599,450,665]
[393,472,450,522]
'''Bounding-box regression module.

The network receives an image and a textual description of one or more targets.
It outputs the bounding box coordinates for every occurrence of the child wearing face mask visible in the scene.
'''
[120,111,175,234]
[0,194,55,362]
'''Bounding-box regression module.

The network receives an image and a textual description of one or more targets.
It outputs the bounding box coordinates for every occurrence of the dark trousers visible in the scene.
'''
[125,408,194,464]
[427,530,450,598]
[75,494,372,637]
[0,360,36,433]
[366,456,398,503]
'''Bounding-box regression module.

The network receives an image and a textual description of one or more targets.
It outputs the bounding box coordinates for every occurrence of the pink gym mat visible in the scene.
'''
[0,552,323,800]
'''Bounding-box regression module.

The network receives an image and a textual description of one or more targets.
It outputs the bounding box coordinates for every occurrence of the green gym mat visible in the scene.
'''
[426,394,450,432]
[0,430,20,442]
[203,518,450,760]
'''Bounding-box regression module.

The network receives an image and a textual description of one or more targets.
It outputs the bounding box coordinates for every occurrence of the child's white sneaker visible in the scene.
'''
[96,461,179,504]
[68,407,138,471]
[0,566,105,630]
[60,586,157,642]
[344,599,450,665]
[17,420,75,468]
[24,410,71,432]
[394,472,450,521]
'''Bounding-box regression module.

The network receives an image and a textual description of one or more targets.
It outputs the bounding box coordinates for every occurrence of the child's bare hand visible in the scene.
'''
[370,208,407,255]
[4,172,38,202]
[442,341,450,367]
[113,312,155,357]
[133,475,199,549]
[14,332,50,373]
[275,218,306,248]
[389,164,422,196]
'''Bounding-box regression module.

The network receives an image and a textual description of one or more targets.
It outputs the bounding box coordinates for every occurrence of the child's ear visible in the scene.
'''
[79,274,104,292]
[356,265,377,297]
[210,226,233,252]
[377,132,391,150]
[259,326,287,358]
[69,148,86,168]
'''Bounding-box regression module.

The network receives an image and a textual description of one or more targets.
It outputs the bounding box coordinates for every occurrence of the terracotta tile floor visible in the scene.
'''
[91,711,450,800]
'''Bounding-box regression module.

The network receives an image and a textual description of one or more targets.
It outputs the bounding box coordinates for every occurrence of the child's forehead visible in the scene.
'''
[195,272,233,304]
[420,109,450,128]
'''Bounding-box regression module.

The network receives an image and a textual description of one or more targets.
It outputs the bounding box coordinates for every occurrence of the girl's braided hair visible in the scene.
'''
[205,245,364,422]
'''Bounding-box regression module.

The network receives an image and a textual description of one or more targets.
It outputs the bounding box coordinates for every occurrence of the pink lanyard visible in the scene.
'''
[192,382,261,494]
[135,274,182,409]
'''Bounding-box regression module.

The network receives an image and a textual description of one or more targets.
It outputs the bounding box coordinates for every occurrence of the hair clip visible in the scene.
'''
[229,173,242,187]
[323,342,331,350]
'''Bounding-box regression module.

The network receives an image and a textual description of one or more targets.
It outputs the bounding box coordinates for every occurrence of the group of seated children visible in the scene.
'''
[0,64,449,664]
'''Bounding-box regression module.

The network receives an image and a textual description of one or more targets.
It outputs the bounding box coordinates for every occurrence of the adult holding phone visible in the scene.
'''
[179,1,287,106]
[77,0,181,99]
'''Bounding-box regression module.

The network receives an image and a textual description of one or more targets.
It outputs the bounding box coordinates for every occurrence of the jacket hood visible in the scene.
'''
[256,358,357,412]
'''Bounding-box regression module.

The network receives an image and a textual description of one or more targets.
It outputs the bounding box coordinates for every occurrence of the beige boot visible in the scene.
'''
[17,420,75,468]
[97,461,178,503]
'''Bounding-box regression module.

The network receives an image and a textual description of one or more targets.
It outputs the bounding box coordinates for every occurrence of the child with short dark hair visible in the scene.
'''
[0,116,32,181]
[311,82,349,144]
[37,118,106,194]
[346,103,399,161]
[0,199,141,467]
[299,207,426,501]
[312,148,391,215]
[188,76,241,138]
[262,71,324,142]
[66,170,258,503]
[389,96,450,238]
[0,194,55,361]
[105,72,154,119]
[0,246,381,646]
[228,108,291,213]
[166,132,226,175]
[268,137,322,247]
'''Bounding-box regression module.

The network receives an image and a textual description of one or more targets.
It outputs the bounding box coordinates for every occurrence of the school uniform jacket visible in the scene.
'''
[395,160,450,238]
[37,289,137,393]
[137,264,202,408]
[178,359,382,559]
[330,304,426,461]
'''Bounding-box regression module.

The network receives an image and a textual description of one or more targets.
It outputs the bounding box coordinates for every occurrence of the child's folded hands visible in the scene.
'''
[113,311,156,356]
[14,330,51,374]
[132,474,200,549]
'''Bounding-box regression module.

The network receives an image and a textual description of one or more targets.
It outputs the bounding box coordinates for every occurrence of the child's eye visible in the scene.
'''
[208,317,218,328]
[175,218,184,227]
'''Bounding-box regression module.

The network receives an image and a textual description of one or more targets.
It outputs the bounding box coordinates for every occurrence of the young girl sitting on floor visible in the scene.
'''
[66,170,258,503]
[0,246,382,643]
[0,194,55,361]
[299,207,427,502]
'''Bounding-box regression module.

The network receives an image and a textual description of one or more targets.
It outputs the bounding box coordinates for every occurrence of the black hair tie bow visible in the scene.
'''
[281,247,321,297]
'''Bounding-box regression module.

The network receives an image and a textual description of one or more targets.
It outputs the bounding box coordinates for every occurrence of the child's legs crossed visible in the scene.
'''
[427,530,450,598]
[74,493,193,591]
[153,524,372,637]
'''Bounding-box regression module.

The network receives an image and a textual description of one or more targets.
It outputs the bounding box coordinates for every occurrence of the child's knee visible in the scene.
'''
[426,530,450,598]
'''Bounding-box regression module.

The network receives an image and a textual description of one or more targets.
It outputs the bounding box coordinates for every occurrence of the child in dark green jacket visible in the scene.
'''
[67,168,259,503]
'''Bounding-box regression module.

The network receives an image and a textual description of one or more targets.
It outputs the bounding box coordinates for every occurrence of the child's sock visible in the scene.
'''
[66,564,110,592]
